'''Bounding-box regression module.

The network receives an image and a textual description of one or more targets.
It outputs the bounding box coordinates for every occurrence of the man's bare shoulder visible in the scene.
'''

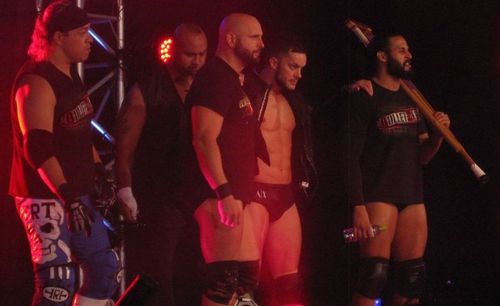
[17,73,51,91]
[124,83,145,107]
[16,74,55,108]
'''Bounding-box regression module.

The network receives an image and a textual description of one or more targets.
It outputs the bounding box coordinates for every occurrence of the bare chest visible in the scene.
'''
[260,92,296,133]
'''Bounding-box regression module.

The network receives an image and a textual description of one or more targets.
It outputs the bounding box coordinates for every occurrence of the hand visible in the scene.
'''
[66,198,95,237]
[433,111,450,128]
[429,112,451,143]
[217,195,243,228]
[353,205,374,240]
[117,187,138,223]
[346,79,373,96]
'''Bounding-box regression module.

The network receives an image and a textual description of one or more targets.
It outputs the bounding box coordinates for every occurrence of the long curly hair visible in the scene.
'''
[27,0,72,61]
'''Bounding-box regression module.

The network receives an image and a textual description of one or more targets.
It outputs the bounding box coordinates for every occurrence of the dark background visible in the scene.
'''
[1,0,498,305]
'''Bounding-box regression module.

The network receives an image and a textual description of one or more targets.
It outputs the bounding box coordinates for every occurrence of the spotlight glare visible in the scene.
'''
[158,36,174,64]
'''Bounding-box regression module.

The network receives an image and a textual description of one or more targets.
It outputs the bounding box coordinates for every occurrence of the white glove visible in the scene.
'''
[117,187,138,222]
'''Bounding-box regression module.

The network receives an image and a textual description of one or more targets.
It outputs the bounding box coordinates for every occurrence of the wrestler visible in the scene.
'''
[245,31,376,305]
[115,23,207,305]
[9,1,120,305]
[344,32,450,306]
[187,13,264,306]
[242,32,316,306]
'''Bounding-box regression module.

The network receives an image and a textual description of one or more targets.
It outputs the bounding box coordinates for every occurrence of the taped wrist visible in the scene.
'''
[23,129,55,169]
[117,186,134,201]
[214,182,232,200]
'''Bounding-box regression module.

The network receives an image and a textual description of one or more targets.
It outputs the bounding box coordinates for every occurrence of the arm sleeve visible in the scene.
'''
[188,73,236,117]
[342,92,371,206]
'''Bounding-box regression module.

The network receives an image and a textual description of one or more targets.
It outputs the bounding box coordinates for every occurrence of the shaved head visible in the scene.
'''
[172,23,208,76]
[218,13,261,40]
[217,13,264,67]
[174,23,206,48]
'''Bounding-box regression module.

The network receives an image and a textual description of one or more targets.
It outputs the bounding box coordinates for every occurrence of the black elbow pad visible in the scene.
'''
[24,129,55,169]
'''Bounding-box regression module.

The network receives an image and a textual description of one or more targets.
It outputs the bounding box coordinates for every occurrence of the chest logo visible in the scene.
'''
[239,95,254,117]
[60,95,94,128]
[377,107,420,130]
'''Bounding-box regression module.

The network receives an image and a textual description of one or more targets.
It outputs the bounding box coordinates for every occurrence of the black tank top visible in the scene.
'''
[9,61,95,198]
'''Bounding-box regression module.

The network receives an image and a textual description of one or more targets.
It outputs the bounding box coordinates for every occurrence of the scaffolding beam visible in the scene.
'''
[75,0,126,295]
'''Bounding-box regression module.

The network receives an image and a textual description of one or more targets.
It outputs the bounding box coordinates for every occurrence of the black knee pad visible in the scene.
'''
[274,272,303,304]
[200,261,239,304]
[393,258,426,299]
[355,257,390,299]
[237,261,260,297]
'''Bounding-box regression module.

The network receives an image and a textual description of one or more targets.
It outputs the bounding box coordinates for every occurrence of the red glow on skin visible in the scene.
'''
[158,37,174,64]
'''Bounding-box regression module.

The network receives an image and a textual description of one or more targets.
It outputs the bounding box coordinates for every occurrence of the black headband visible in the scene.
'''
[45,1,89,36]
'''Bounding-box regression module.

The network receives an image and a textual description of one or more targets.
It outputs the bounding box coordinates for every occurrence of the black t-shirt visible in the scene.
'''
[10,61,94,198]
[186,57,258,202]
[344,81,427,206]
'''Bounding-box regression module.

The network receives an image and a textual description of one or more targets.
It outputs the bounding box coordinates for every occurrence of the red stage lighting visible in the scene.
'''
[158,37,173,64]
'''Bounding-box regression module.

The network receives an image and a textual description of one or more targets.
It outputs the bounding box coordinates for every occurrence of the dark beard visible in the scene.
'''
[173,62,197,77]
[235,40,260,65]
[387,56,413,79]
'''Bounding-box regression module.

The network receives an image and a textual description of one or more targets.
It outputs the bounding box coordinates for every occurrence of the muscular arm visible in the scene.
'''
[419,112,450,165]
[192,105,243,227]
[17,74,96,235]
[114,84,146,189]
[16,74,66,196]
[191,105,227,188]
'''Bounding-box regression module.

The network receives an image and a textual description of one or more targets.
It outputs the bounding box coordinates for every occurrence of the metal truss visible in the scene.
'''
[76,0,124,147]
[75,0,126,295]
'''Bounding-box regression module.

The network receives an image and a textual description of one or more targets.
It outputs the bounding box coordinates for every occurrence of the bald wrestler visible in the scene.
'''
[186,13,265,306]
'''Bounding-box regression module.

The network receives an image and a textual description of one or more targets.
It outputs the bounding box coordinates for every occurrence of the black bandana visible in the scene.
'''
[45,0,89,36]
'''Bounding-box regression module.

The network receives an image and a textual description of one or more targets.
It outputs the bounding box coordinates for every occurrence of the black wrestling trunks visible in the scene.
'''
[253,182,295,222]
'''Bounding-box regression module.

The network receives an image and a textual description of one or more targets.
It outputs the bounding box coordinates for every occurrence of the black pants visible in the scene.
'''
[123,194,187,306]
